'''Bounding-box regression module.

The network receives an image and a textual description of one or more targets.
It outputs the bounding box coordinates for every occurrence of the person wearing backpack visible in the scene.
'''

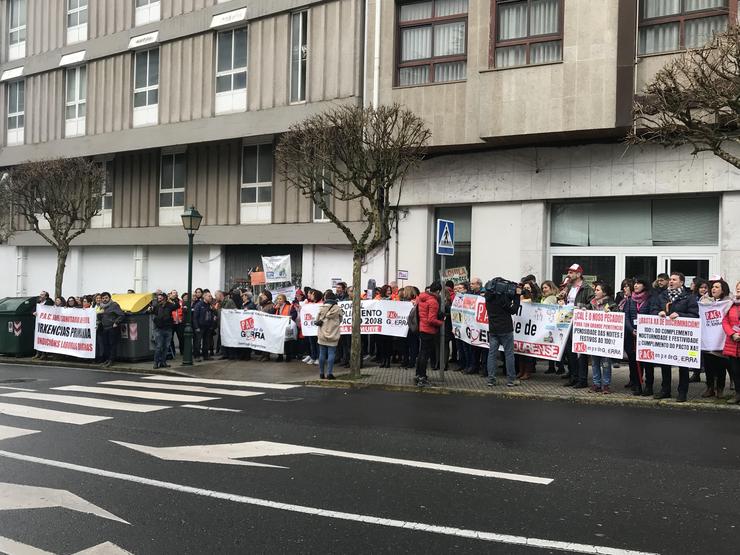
[316,290,343,379]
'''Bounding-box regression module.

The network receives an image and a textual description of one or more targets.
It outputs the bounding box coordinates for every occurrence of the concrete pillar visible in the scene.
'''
[133,246,148,293]
[396,206,432,286]
[15,246,26,296]
[721,192,740,282]
[208,246,225,291]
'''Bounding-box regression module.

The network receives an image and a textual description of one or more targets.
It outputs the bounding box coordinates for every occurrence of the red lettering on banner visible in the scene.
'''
[706,310,721,320]
[639,348,655,360]
[475,303,489,324]
[514,340,560,358]
[573,342,587,353]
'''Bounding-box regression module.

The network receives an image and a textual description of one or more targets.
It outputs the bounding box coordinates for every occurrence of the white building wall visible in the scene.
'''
[0,245,19,296]
[721,192,740,282]
[302,245,388,291]
[394,206,431,288]
[25,247,60,297]
[80,246,136,294]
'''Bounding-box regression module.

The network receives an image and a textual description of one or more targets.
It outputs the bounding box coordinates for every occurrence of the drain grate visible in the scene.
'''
[0,378,37,384]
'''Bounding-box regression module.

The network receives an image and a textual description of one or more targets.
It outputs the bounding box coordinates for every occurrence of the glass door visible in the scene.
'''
[660,256,714,286]
[625,256,657,282]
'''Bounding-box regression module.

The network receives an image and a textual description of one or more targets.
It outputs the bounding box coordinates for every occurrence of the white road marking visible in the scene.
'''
[0,402,111,425]
[112,440,553,485]
[0,392,170,413]
[143,375,300,390]
[180,404,243,413]
[100,380,264,398]
[0,386,36,392]
[112,441,286,469]
[0,425,40,441]
[0,482,129,524]
[0,449,658,555]
[52,385,218,403]
[0,535,54,555]
[73,542,133,555]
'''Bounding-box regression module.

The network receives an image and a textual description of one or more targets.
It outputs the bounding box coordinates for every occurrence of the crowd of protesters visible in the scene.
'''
[30,264,740,403]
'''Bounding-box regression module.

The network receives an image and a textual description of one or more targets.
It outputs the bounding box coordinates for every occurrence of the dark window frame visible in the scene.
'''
[395,0,469,87]
[637,0,736,55]
[490,0,564,68]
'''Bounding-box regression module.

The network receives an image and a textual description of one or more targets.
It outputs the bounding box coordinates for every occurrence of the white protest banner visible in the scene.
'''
[261,255,292,284]
[301,300,413,338]
[220,309,290,354]
[34,305,97,359]
[699,300,732,351]
[571,309,625,359]
[451,294,573,361]
[268,285,297,303]
[636,315,701,369]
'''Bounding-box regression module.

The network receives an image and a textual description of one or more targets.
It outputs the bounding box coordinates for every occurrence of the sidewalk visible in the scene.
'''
[2,354,737,411]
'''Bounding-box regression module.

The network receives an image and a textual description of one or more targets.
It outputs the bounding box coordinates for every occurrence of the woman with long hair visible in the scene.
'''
[701,279,731,399]
[623,277,652,396]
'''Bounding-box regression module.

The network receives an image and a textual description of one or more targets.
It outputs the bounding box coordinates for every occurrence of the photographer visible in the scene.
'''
[484,278,522,387]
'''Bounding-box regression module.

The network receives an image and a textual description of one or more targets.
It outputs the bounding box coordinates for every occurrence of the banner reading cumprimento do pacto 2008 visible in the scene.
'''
[450,294,574,361]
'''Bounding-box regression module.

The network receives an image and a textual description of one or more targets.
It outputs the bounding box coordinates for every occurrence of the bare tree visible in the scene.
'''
[0,158,106,298]
[276,103,431,378]
[628,25,740,169]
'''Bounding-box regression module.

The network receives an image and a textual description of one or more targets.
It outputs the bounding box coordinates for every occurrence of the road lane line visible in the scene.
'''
[180,405,243,413]
[51,386,218,403]
[0,386,37,392]
[0,403,111,425]
[142,375,300,390]
[0,392,170,413]
[99,380,264,398]
[0,449,658,555]
[0,425,40,441]
[0,535,54,555]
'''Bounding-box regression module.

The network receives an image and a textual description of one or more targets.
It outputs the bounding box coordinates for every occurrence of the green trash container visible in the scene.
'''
[114,293,156,362]
[0,297,38,357]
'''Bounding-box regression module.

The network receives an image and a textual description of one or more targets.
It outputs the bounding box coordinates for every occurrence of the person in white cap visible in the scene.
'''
[561,263,594,389]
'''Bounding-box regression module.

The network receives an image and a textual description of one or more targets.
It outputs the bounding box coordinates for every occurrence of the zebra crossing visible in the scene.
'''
[0,375,302,431]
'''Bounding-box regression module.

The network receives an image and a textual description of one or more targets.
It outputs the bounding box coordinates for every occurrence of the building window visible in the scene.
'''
[135,0,160,27]
[312,169,331,222]
[133,48,159,127]
[290,11,308,103]
[396,0,468,87]
[638,0,730,55]
[92,160,113,228]
[67,0,88,44]
[6,80,24,146]
[492,0,563,68]
[215,28,247,115]
[8,0,26,61]
[159,152,186,226]
[65,66,87,138]
[241,144,272,224]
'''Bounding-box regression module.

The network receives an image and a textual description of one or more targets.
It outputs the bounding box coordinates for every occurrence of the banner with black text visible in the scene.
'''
[220,309,291,354]
[34,304,97,359]
[300,301,413,338]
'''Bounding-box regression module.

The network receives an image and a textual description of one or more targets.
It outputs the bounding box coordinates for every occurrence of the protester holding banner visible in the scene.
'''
[560,264,594,389]
[376,285,394,368]
[274,293,297,363]
[721,282,740,404]
[623,278,651,396]
[316,290,342,379]
[415,282,444,387]
[302,289,322,366]
[588,283,618,394]
[699,279,731,399]
[98,292,125,368]
[651,272,699,402]
[516,280,539,381]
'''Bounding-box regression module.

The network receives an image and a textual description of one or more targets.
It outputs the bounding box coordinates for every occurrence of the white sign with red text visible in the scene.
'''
[571,309,625,359]
[34,305,97,359]
[636,315,701,369]
[451,295,574,361]
[699,300,732,351]
[300,301,413,338]
[220,309,290,354]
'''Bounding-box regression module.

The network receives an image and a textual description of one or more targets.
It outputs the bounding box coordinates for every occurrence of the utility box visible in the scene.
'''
[0,297,38,356]
[113,293,155,362]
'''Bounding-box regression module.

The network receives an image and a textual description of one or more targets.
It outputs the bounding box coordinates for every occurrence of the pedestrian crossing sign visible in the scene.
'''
[436,219,455,256]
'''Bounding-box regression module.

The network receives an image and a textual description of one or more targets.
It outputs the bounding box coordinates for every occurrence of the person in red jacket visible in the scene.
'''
[415,282,444,387]
[721,281,740,404]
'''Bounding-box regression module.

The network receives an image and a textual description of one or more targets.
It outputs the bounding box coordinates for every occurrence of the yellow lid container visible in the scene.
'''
[112,293,154,313]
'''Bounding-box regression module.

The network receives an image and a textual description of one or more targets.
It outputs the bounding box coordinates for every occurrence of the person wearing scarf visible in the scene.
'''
[588,283,618,393]
[622,279,651,395]
[651,272,699,402]
[721,281,740,404]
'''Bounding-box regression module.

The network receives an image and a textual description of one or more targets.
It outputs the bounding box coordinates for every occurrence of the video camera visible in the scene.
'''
[484,277,521,299]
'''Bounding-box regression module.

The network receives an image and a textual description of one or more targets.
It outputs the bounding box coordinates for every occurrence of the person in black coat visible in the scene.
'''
[483,279,522,387]
[648,272,699,402]
[149,292,176,369]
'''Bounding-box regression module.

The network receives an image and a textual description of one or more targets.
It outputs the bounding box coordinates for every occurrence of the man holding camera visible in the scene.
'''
[484,278,522,387]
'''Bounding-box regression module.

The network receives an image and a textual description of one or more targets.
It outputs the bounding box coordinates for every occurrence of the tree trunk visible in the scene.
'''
[349,251,363,379]
[54,247,69,299]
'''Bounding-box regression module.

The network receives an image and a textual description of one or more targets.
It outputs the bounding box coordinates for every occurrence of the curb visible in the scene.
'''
[304,379,740,412]
[0,357,191,377]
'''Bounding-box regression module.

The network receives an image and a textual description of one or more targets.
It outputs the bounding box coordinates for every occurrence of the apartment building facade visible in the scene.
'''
[0,0,738,296]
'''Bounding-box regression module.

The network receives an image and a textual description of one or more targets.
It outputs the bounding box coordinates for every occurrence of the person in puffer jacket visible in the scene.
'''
[414,282,444,387]
[721,281,740,405]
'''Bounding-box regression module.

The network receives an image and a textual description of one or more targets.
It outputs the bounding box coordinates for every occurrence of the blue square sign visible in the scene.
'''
[436,219,455,256]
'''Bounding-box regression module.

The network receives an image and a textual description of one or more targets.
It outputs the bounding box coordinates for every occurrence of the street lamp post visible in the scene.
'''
[180,206,203,366]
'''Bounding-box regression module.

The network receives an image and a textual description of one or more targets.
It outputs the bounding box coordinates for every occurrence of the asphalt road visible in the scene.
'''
[0,362,738,555]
